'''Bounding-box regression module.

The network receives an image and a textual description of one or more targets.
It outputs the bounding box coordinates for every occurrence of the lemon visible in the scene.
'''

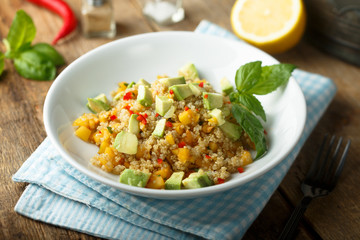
[230,0,306,54]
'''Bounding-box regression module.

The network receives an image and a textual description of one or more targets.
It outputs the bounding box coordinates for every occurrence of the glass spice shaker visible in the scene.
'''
[81,0,116,38]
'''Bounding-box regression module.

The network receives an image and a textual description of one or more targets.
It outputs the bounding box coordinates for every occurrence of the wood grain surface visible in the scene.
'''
[1,0,359,239]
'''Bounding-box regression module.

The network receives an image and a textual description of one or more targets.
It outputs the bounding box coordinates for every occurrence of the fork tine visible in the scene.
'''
[314,135,336,183]
[324,137,342,185]
[329,139,351,189]
[305,134,328,181]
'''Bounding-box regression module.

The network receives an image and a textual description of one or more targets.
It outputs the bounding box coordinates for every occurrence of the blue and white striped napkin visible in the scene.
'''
[12,20,337,240]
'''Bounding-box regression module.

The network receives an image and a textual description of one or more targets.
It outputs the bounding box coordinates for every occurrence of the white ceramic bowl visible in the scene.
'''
[44,32,306,199]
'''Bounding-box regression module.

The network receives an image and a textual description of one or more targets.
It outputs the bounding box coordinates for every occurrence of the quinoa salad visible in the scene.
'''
[73,63,255,190]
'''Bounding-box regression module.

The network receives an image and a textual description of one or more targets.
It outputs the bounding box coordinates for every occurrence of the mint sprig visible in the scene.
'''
[0,10,64,81]
[230,61,296,159]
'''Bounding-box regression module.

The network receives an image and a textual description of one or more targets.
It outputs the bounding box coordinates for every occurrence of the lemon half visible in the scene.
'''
[231,0,306,54]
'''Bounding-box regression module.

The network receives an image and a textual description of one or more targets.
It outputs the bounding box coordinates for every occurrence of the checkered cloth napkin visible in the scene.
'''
[12,20,336,240]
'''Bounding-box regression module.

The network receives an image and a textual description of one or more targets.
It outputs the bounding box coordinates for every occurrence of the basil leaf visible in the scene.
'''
[0,52,4,76]
[232,104,267,159]
[5,10,36,58]
[247,64,296,95]
[32,43,65,66]
[14,49,56,81]
[235,61,262,93]
[237,93,266,121]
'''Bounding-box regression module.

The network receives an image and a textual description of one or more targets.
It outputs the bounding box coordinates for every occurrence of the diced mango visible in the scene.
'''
[173,123,184,135]
[75,126,92,142]
[105,147,115,159]
[183,130,194,146]
[202,123,214,133]
[165,133,175,145]
[155,162,173,179]
[146,174,165,189]
[178,109,199,125]
[118,82,128,92]
[208,117,218,125]
[177,148,190,163]
[241,150,253,166]
[99,141,110,153]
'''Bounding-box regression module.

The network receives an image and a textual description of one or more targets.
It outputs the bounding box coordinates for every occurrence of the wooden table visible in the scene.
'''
[1,0,359,239]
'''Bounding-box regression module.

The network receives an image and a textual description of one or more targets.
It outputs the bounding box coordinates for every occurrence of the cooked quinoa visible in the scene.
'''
[73,65,254,189]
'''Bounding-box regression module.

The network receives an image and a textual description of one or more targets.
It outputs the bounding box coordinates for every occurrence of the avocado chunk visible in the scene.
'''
[119,169,151,187]
[152,118,166,137]
[137,85,153,107]
[87,93,111,113]
[160,76,186,87]
[203,92,223,109]
[114,131,138,155]
[209,108,225,126]
[169,84,193,100]
[178,63,199,80]
[189,83,203,96]
[129,114,140,135]
[220,106,231,117]
[165,171,185,190]
[220,77,234,95]
[219,121,242,141]
[155,96,173,116]
[137,78,151,87]
[163,105,176,119]
[182,170,213,189]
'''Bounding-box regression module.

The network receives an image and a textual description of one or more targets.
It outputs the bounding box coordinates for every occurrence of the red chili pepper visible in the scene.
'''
[217,178,225,184]
[198,82,204,87]
[157,158,163,164]
[110,115,117,120]
[136,114,147,124]
[204,94,208,99]
[123,92,133,100]
[27,0,77,45]
[98,131,101,134]
[178,141,186,148]
[165,121,173,127]
[237,167,244,173]
[155,113,160,117]
[184,106,189,111]
[205,155,211,159]
[169,89,174,94]
[143,113,148,118]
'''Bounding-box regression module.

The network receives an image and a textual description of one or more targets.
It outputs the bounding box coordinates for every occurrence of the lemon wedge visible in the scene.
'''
[230,0,306,54]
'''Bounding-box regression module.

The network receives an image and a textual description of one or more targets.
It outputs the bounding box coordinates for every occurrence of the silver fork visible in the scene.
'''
[278,135,351,240]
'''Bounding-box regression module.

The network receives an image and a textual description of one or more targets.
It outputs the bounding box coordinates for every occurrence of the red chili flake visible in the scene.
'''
[143,113,148,118]
[178,141,186,148]
[128,110,134,115]
[165,121,173,127]
[204,94,208,99]
[205,155,211,159]
[123,92,133,100]
[238,167,244,173]
[217,178,225,184]
[169,89,174,94]
[184,106,189,111]
[123,105,130,110]
[99,131,102,134]
[155,113,160,117]
[227,101,231,104]
[198,82,204,87]
[195,108,199,112]
[264,129,268,135]
[157,158,163,164]
[110,115,117,120]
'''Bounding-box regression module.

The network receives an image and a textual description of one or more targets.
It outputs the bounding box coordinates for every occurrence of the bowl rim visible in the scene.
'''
[43,31,307,199]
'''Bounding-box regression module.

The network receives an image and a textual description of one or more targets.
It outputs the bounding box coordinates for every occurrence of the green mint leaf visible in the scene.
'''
[247,63,296,95]
[0,52,4,76]
[235,61,262,93]
[32,43,65,66]
[14,49,56,81]
[232,104,267,159]
[237,93,266,121]
[5,10,36,58]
